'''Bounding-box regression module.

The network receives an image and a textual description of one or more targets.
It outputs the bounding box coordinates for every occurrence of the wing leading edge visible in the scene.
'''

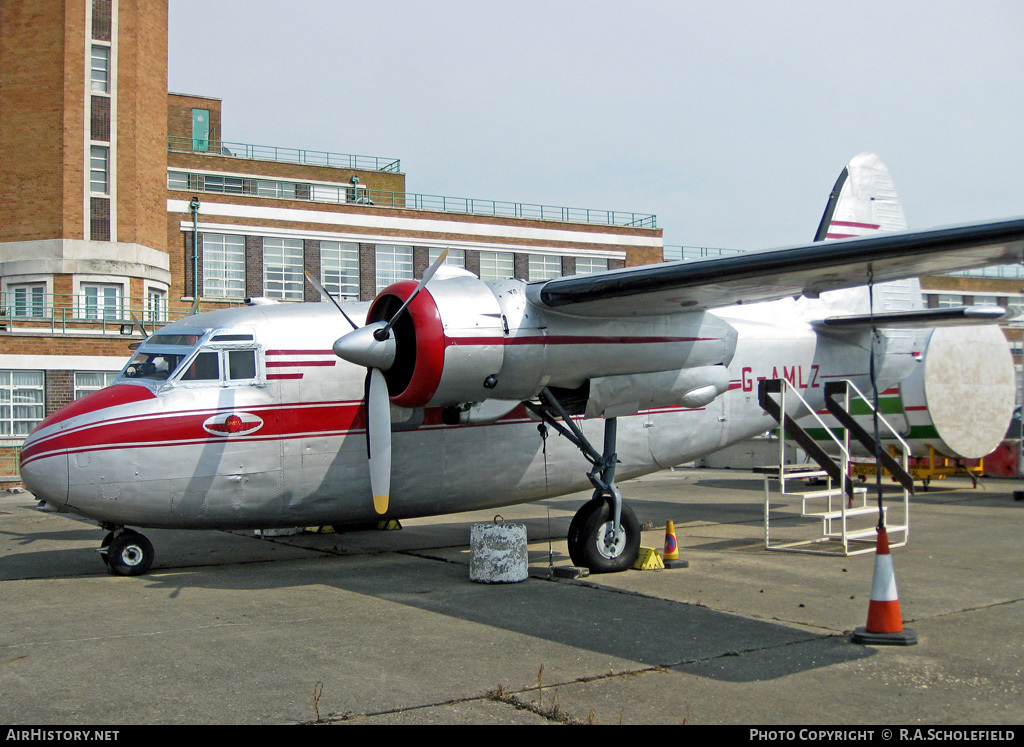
[532,217,1024,317]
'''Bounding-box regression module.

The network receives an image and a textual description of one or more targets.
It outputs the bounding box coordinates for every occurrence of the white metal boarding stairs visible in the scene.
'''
[757,378,912,556]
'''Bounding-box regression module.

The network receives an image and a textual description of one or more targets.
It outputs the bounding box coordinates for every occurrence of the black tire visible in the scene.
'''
[578,501,641,574]
[106,531,154,576]
[98,531,114,568]
[567,498,603,567]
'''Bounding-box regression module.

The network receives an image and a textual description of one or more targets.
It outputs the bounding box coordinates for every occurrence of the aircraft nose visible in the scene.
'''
[19,430,69,510]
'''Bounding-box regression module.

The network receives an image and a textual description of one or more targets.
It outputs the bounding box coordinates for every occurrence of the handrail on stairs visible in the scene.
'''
[823,380,915,494]
[758,378,853,499]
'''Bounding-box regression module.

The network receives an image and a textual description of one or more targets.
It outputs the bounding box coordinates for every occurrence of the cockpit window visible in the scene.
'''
[148,334,200,346]
[181,352,220,381]
[227,350,257,380]
[122,352,188,381]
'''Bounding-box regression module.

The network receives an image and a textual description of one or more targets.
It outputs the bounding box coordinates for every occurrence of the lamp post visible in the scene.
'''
[189,196,200,301]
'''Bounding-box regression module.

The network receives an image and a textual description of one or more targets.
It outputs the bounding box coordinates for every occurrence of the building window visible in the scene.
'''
[202,175,244,194]
[256,180,298,199]
[936,294,963,308]
[80,283,121,320]
[167,172,190,190]
[146,289,167,327]
[90,197,110,241]
[263,238,304,301]
[92,0,111,41]
[91,45,110,93]
[74,372,118,399]
[574,257,608,275]
[528,254,561,281]
[311,184,344,203]
[479,251,515,281]
[320,241,360,301]
[429,248,465,268]
[5,284,47,318]
[375,245,414,292]
[0,371,45,436]
[91,96,110,141]
[90,146,109,194]
[202,233,246,298]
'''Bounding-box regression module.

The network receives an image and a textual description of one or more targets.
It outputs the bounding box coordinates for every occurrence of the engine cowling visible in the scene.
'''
[369,275,739,411]
[368,275,506,408]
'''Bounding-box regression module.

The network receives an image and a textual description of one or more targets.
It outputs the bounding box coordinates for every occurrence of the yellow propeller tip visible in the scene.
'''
[373,495,389,514]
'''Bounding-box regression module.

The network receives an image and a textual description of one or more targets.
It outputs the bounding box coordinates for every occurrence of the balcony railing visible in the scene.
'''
[0,293,241,335]
[168,170,658,229]
[168,136,402,172]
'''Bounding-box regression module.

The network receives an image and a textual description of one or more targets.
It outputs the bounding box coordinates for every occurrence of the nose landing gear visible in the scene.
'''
[99,528,154,576]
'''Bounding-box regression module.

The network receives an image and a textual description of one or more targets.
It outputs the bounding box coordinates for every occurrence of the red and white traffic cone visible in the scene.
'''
[852,526,917,646]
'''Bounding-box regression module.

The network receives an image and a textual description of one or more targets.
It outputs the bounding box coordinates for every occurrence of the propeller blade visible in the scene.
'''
[375,248,448,340]
[130,312,148,337]
[366,367,392,514]
[305,271,359,330]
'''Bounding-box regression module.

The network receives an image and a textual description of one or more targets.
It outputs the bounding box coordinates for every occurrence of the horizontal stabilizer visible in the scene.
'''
[812,305,1018,330]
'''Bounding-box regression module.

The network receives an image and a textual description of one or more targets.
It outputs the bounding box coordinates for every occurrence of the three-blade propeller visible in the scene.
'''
[308,249,448,514]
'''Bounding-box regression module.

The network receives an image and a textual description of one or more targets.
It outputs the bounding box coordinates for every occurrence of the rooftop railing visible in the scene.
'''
[168,170,658,229]
[664,245,746,262]
[168,136,402,173]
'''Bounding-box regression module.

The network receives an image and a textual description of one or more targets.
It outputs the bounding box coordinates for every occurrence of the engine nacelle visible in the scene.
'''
[370,275,739,410]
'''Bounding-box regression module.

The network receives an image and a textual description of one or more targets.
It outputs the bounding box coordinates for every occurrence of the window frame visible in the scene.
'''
[375,244,414,293]
[573,257,609,275]
[78,282,122,321]
[0,370,45,437]
[320,241,360,301]
[202,233,246,299]
[90,145,109,195]
[479,251,515,281]
[263,237,305,301]
[90,44,110,93]
[528,254,562,282]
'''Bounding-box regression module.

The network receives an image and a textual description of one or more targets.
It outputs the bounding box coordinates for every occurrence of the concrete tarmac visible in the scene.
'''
[1,467,1021,725]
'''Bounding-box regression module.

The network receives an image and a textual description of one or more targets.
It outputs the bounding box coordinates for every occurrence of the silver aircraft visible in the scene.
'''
[20,155,1024,575]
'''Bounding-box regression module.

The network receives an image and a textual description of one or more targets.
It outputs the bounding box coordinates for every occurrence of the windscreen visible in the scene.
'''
[121,351,191,381]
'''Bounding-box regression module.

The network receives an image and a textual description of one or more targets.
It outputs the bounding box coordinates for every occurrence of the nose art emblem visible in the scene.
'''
[203,412,264,436]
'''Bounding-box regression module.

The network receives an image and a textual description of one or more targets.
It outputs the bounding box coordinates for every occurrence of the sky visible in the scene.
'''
[168,1,1024,252]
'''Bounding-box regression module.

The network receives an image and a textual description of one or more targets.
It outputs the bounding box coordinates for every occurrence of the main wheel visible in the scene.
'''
[106,531,154,576]
[567,498,603,567]
[576,501,641,574]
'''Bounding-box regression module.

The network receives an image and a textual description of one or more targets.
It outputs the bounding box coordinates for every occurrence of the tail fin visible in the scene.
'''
[814,153,920,312]
[814,153,908,240]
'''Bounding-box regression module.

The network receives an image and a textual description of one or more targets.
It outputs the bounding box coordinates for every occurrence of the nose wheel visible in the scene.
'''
[100,529,154,576]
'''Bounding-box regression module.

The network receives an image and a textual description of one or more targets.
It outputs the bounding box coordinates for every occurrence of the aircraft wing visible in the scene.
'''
[532,217,1024,317]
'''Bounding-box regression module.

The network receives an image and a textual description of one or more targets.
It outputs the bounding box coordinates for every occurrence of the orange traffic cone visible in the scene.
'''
[852,526,917,646]
[663,520,688,569]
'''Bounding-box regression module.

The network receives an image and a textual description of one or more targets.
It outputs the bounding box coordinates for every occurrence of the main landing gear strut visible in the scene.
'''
[526,388,641,573]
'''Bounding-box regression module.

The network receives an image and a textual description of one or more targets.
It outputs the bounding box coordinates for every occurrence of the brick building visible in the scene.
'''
[0,0,663,478]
